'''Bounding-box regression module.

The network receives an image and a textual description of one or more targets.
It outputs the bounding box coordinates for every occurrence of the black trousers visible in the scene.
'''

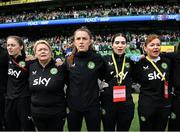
[33,114,65,131]
[168,97,180,131]
[0,95,6,131]
[5,97,35,131]
[67,106,101,131]
[101,96,134,131]
[138,105,170,131]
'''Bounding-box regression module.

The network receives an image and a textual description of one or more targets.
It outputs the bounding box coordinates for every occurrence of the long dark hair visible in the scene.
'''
[6,36,26,57]
[67,27,94,66]
[111,33,127,45]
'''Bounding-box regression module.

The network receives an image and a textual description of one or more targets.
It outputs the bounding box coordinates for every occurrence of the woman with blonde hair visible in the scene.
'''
[29,40,66,131]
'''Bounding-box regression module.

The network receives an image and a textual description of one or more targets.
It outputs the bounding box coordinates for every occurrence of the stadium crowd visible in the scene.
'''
[0,4,179,23]
[0,32,179,59]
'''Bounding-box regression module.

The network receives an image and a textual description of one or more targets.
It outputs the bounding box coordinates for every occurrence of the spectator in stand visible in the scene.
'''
[0,5,179,23]
[0,32,179,56]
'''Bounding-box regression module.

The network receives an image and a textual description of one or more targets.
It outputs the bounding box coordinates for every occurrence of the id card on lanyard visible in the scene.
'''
[164,80,168,99]
[146,56,169,99]
[113,85,126,102]
[112,53,126,102]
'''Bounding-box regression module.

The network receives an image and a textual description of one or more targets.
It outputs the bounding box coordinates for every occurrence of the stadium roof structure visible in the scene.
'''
[0,0,178,7]
[0,0,52,6]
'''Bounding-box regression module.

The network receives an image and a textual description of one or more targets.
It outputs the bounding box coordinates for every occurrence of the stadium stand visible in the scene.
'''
[0,0,179,57]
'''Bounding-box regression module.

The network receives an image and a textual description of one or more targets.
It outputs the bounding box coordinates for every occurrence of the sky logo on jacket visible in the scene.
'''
[148,71,166,81]
[8,69,21,78]
[114,71,128,80]
[33,77,51,87]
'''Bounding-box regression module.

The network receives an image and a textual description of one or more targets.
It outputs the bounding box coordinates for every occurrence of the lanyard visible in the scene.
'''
[112,53,126,85]
[12,59,27,71]
[146,56,165,81]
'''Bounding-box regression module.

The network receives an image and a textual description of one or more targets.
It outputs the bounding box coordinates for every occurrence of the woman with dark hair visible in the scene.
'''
[133,34,171,131]
[64,27,106,131]
[5,36,35,131]
[100,33,134,131]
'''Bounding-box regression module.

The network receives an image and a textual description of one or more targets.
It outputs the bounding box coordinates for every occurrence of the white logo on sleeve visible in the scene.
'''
[110,71,114,75]
[71,63,76,67]
[148,71,166,80]
[8,69,21,78]
[9,61,12,64]
[108,62,113,66]
[143,66,149,70]
[32,71,37,75]
[33,77,51,86]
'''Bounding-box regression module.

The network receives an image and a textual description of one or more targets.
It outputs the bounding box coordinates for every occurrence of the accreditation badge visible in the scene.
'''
[113,85,126,102]
[164,81,169,99]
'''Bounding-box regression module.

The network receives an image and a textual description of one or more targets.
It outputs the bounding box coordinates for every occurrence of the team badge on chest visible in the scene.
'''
[101,108,106,115]
[19,61,26,67]
[171,112,176,120]
[161,62,168,69]
[87,61,95,69]
[50,68,58,75]
[140,116,146,122]
[125,62,130,68]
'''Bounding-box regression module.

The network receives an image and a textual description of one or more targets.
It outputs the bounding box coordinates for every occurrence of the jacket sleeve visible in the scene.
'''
[131,60,141,84]
[98,55,112,82]
[0,49,8,95]
[160,52,176,60]
[61,59,69,86]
